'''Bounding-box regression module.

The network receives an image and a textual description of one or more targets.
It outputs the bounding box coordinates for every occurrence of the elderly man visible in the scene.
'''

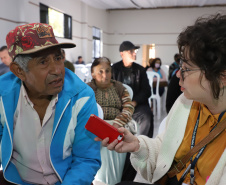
[0,23,101,185]
[112,41,153,137]
[0,45,12,75]
[112,41,153,182]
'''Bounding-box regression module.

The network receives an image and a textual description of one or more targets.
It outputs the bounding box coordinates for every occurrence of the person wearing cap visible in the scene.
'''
[0,23,101,185]
[112,41,153,137]
[112,41,153,181]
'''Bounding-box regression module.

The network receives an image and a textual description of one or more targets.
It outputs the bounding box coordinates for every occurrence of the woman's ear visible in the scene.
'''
[10,62,26,81]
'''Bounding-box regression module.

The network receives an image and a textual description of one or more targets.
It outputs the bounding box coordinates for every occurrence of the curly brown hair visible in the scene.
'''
[177,13,226,99]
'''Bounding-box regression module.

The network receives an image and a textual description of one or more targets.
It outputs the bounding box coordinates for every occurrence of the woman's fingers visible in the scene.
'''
[107,139,118,150]
[114,141,124,153]
[102,137,110,147]
[94,137,102,141]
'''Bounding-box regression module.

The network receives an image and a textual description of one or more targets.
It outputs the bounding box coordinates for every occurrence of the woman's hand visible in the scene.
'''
[95,127,140,153]
[112,123,121,129]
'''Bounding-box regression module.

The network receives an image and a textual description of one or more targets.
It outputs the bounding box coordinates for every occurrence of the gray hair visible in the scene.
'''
[14,55,32,72]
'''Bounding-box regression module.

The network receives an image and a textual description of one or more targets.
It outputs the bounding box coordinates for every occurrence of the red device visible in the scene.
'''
[85,114,124,143]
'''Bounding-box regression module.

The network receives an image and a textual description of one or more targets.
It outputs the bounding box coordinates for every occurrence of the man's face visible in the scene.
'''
[78,57,83,63]
[121,49,137,63]
[0,49,12,66]
[23,47,65,97]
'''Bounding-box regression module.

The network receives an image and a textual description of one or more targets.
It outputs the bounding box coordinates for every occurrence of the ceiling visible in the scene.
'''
[81,0,226,10]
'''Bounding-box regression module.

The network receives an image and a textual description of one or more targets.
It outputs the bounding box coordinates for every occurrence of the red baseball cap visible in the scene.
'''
[6,23,76,61]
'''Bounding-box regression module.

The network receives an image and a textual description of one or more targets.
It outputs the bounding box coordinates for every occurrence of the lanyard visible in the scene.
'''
[178,109,226,185]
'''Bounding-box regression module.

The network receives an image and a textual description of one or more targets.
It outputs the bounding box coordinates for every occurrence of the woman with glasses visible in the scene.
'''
[96,14,226,185]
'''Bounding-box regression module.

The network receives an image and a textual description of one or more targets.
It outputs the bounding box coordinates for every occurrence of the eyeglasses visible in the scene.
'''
[179,65,201,81]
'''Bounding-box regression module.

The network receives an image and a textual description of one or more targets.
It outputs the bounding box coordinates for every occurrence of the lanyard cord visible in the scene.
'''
[178,110,226,185]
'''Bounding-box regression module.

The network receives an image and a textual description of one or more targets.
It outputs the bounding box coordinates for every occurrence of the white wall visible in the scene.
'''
[107,7,226,65]
[0,0,226,66]
[0,0,109,64]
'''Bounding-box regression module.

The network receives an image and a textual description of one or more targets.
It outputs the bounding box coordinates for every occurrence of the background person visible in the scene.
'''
[168,53,180,81]
[87,57,135,185]
[61,49,75,72]
[147,57,167,97]
[145,58,154,71]
[0,45,12,75]
[75,56,85,64]
[0,23,101,185]
[99,14,226,185]
[165,70,182,113]
[112,41,153,182]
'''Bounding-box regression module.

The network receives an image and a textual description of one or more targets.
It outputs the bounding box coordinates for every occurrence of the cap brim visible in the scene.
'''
[134,46,140,50]
[14,42,76,60]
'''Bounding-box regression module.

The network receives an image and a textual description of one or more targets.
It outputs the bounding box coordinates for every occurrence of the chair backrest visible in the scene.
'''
[146,71,160,97]
[161,65,169,79]
[85,63,93,83]
[97,103,104,119]
[74,64,88,82]
[123,84,133,99]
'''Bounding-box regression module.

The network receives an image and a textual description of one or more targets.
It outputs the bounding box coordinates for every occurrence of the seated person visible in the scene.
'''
[0,23,100,185]
[87,57,135,185]
[168,53,180,81]
[166,70,182,113]
[147,57,167,96]
[75,56,85,64]
[145,58,154,71]
[98,13,226,185]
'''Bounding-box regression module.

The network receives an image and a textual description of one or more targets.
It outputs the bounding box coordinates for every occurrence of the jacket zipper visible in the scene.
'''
[49,99,71,183]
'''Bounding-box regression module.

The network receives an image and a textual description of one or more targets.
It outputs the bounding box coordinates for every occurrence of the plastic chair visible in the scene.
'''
[122,83,139,135]
[85,63,92,83]
[147,71,161,120]
[74,64,88,82]
[122,84,133,99]
[96,103,104,119]
[161,65,169,79]
[160,65,169,112]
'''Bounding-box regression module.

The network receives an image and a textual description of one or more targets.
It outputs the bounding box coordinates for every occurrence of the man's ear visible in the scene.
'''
[10,62,26,81]
[120,51,123,58]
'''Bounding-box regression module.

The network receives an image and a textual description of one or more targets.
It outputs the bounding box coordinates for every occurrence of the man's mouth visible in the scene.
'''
[49,78,63,87]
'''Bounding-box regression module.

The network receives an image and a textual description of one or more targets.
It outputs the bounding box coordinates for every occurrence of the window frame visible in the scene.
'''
[40,3,72,40]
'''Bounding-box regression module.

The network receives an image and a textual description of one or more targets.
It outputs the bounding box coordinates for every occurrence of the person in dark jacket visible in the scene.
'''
[112,41,154,182]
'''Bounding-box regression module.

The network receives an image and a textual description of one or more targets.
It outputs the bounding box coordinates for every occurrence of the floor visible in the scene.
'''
[133,107,168,184]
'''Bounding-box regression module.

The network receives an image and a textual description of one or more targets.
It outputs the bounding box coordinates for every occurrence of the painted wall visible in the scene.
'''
[107,7,226,65]
[0,0,109,64]
[0,0,226,66]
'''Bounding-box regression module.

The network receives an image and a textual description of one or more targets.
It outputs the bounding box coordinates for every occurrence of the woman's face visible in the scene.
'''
[177,51,213,103]
[92,62,112,88]
[154,60,161,69]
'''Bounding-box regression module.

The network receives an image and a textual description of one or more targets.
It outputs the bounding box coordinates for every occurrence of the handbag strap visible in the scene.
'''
[167,117,226,178]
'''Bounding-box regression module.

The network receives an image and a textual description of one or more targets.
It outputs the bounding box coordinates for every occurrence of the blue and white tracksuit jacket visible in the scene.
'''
[0,69,101,185]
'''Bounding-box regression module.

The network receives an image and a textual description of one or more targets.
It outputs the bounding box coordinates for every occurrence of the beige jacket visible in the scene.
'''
[131,94,226,185]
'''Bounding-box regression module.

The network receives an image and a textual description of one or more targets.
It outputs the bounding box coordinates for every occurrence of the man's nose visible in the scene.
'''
[49,58,61,74]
